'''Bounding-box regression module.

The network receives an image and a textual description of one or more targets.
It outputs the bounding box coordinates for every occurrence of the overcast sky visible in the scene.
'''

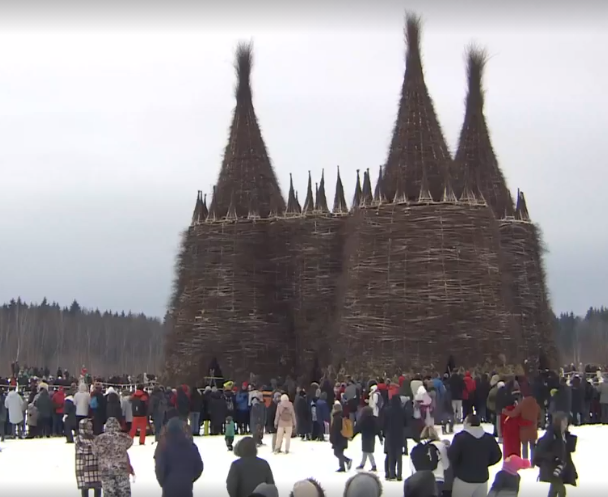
[0,1,606,317]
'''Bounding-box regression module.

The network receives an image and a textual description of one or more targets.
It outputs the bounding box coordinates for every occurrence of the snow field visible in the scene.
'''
[0,424,603,496]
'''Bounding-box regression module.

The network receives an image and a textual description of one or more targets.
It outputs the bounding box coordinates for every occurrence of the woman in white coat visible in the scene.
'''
[5,388,25,438]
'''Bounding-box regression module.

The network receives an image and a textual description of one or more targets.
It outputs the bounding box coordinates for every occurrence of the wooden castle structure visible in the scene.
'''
[164,15,557,383]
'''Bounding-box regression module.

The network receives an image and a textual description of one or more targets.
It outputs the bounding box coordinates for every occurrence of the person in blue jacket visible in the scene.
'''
[154,417,204,497]
[235,383,251,435]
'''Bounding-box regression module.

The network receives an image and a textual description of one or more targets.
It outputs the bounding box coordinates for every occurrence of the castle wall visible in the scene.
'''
[336,200,518,374]
[273,214,347,380]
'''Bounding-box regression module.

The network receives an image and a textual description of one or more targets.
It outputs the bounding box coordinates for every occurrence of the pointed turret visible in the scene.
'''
[361,169,373,206]
[417,169,433,203]
[225,192,238,221]
[382,14,451,202]
[351,170,362,210]
[459,173,478,204]
[201,193,209,220]
[302,171,314,214]
[191,190,204,225]
[285,174,299,216]
[207,186,218,222]
[442,171,457,203]
[454,47,514,218]
[333,167,348,214]
[295,191,302,214]
[209,42,285,219]
[315,170,329,213]
[373,166,386,204]
[515,189,530,221]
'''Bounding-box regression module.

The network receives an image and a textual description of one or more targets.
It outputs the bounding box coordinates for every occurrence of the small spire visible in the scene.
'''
[393,174,407,204]
[201,193,209,220]
[361,169,373,206]
[247,192,260,220]
[316,170,329,213]
[303,171,314,214]
[417,169,433,203]
[373,166,386,205]
[352,169,362,210]
[191,190,203,225]
[207,186,218,222]
[295,191,302,214]
[442,171,457,203]
[459,167,477,204]
[516,189,530,221]
[285,173,299,216]
[225,192,238,220]
[315,183,319,208]
[333,166,348,214]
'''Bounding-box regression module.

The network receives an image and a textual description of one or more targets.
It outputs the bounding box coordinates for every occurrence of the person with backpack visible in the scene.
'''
[330,401,352,472]
[274,394,296,454]
[130,384,149,445]
[448,414,502,497]
[410,426,450,494]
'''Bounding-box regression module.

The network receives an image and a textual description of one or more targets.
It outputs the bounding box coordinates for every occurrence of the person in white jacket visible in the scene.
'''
[5,388,25,438]
[73,382,91,424]
[368,385,382,417]
[409,425,450,494]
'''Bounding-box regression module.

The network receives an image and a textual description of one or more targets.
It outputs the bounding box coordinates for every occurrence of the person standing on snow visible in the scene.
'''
[129,384,149,445]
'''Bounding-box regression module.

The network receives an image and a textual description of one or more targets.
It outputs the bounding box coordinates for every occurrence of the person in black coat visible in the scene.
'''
[105,388,123,425]
[448,374,465,423]
[533,412,578,497]
[226,437,274,497]
[569,377,584,426]
[448,414,502,497]
[210,388,226,435]
[189,387,203,436]
[329,402,352,472]
[155,417,204,497]
[295,390,311,440]
[383,395,406,481]
[353,406,382,471]
[63,394,77,443]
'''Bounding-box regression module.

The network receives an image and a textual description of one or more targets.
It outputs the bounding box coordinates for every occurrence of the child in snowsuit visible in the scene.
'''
[225,416,236,451]
[487,455,531,497]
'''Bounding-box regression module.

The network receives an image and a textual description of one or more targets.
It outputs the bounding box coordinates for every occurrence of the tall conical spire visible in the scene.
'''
[333,167,348,214]
[285,173,299,216]
[209,42,285,219]
[303,171,314,214]
[191,190,204,225]
[315,170,329,213]
[382,13,451,202]
[454,47,514,218]
[351,170,362,210]
[361,169,373,206]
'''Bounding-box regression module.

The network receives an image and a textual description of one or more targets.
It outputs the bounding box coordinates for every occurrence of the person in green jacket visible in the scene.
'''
[225,416,236,451]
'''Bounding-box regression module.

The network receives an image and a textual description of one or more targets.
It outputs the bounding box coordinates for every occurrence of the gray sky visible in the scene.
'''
[0,1,606,317]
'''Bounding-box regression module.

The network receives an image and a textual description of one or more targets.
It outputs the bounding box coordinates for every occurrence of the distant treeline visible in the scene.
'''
[554,307,608,366]
[0,298,167,377]
[0,298,606,376]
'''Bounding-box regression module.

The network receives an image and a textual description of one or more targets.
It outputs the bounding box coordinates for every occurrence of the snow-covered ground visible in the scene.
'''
[0,424,603,496]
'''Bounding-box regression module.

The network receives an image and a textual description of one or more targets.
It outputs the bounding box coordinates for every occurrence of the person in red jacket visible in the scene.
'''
[501,401,522,460]
[129,385,149,445]
[52,387,66,436]
[462,372,477,419]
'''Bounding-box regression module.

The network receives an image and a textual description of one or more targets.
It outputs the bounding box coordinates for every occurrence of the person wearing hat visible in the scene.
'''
[290,478,325,497]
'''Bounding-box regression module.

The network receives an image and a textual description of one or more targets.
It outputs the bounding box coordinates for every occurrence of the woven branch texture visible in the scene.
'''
[498,219,558,369]
[335,200,518,375]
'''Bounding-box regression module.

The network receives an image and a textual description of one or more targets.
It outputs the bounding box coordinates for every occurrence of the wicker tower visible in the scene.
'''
[164,43,289,383]
[336,15,515,373]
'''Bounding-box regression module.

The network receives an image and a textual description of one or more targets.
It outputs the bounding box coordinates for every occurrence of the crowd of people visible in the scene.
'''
[0,364,601,497]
